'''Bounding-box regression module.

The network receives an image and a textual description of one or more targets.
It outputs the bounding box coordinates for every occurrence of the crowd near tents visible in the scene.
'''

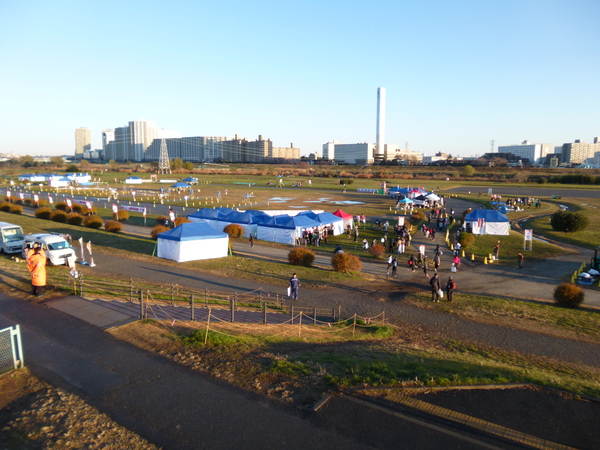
[187,207,345,245]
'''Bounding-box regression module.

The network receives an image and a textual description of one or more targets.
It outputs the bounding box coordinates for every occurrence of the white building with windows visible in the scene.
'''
[497,140,554,164]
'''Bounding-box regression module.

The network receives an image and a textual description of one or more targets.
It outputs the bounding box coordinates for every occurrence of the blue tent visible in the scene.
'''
[171,182,189,188]
[158,223,227,241]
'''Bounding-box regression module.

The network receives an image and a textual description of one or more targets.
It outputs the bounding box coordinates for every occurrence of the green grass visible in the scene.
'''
[406,292,600,341]
[525,199,600,250]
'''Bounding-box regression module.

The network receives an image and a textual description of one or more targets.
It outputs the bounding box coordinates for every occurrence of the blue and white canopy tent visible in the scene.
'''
[157,223,229,262]
[464,209,510,235]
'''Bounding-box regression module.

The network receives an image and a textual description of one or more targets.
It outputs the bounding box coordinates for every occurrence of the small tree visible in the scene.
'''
[105,220,122,233]
[83,215,103,229]
[288,247,315,267]
[10,204,22,214]
[35,206,52,220]
[553,283,584,308]
[223,224,244,239]
[151,225,169,240]
[55,202,69,212]
[0,202,11,212]
[550,211,589,232]
[51,210,68,223]
[66,212,84,225]
[117,210,130,221]
[332,253,363,273]
[174,217,191,227]
[461,165,475,177]
[457,232,475,248]
[369,243,386,259]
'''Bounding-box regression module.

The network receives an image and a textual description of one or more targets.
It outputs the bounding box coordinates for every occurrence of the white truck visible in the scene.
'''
[22,233,76,266]
[0,222,25,254]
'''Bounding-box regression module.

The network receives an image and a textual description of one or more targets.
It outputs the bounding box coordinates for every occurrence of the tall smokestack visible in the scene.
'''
[376,87,386,159]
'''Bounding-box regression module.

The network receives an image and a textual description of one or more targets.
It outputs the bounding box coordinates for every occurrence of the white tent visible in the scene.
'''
[157,223,229,262]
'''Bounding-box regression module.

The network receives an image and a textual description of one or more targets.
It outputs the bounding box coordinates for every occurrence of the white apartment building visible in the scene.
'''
[497,140,554,164]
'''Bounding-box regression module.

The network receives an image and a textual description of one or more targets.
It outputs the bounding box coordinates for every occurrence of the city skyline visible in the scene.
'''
[1,1,599,158]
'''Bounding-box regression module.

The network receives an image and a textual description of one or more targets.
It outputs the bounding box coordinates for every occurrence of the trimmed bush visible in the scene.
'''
[457,232,475,248]
[0,202,11,212]
[10,204,23,214]
[409,211,427,224]
[83,215,103,229]
[151,225,169,240]
[369,243,386,259]
[66,212,84,226]
[223,223,244,239]
[174,216,191,227]
[550,211,589,233]
[35,206,52,220]
[37,199,48,207]
[105,220,122,233]
[553,283,584,308]
[156,215,169,225]
[72,204,84,214]
[23,198,34,206]
[55,202,69,212]
[331,253,363,273]
[50,210,68,223]
[288,247,315,267]
[117,210,130,221]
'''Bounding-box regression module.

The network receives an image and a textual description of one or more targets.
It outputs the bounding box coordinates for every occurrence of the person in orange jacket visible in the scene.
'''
[27,247,47,296]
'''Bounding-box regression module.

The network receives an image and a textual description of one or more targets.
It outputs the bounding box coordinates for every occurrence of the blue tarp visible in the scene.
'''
[158,223,228,241]
[465,209,509,222]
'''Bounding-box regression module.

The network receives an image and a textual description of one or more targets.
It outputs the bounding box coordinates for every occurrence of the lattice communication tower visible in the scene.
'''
[157,138,171,174]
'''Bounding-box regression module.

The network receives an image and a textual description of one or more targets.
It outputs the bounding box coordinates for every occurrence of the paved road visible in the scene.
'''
[446,186,600,199]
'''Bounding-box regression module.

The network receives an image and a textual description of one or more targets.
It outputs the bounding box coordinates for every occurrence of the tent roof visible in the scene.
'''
[465,209,509,222]
[333,209,353,219]
[398,197,413,203]
[158,223,228,241]
[171,182,189,187]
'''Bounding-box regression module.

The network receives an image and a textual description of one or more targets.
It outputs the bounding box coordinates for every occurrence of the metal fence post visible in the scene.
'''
[170,284,175,306]
[129,278,134,302]
[262,302,267,325]
[205,288,208,308]
[139,290,144,319]
[290,305,294,324]
[338,305,342,322]
[79,277,84,298]
[332,308,335,322]
[190,294,195,321]
[230,296,235,323]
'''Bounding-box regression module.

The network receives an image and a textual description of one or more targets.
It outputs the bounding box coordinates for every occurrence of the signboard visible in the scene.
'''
[419,245,426,255]
[524,229,533,251]
[112,204,118,214]
[120,205,146,213]
[397,216,405,226]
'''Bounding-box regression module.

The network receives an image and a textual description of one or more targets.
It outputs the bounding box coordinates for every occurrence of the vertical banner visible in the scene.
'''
[66,198,72,209]
[33,194,39,203]
[397,216,405,226]
[524,229,533,251]
[419,245,426,255]
[6,190,11,198]
[79,237,87,264]
[86,241,95,267]
[48,196,53,205]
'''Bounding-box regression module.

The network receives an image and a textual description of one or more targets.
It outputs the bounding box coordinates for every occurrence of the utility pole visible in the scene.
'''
[158,139,171,174]
[490,139,495,153]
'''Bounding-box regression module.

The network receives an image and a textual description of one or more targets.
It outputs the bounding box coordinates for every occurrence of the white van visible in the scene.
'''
[22,233,76,266]
[0,222,25,254]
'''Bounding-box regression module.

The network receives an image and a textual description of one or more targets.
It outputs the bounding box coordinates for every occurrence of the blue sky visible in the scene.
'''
[1,0,599,157]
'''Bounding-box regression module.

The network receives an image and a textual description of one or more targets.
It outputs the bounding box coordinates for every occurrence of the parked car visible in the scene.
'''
[22,233,76,266]
[0,222,25,254]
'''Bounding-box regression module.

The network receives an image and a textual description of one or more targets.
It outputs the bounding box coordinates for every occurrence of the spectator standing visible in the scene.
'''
[430,274,441,302]
[288,273,301,300]
[392,257,398,277]
[27,247,47,296]
[518,252,524,269]
[446,277,456,302]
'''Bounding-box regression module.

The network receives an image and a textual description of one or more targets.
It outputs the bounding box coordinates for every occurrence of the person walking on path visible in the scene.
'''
[433,254,440,272]
[408,254,416,272]
[27,246,47,296]
[446,276,456,302]
[249,234,254,248]
[430,273,441,302]
[518,252,525,269]
[288,273,301,300]
[453,254,461,271]
[493,241,500,260]
[391,257,398,277]
[423,255,430,279]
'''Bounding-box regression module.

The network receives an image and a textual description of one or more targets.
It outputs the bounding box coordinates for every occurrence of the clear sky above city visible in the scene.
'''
[1,0,599,158]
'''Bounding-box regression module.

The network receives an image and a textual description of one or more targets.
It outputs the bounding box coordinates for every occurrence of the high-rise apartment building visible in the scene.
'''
[102,129,115,160]
[560,138,600,165]
[497,140,554,164]
[74,127,91,159]
[129,120,157,161]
